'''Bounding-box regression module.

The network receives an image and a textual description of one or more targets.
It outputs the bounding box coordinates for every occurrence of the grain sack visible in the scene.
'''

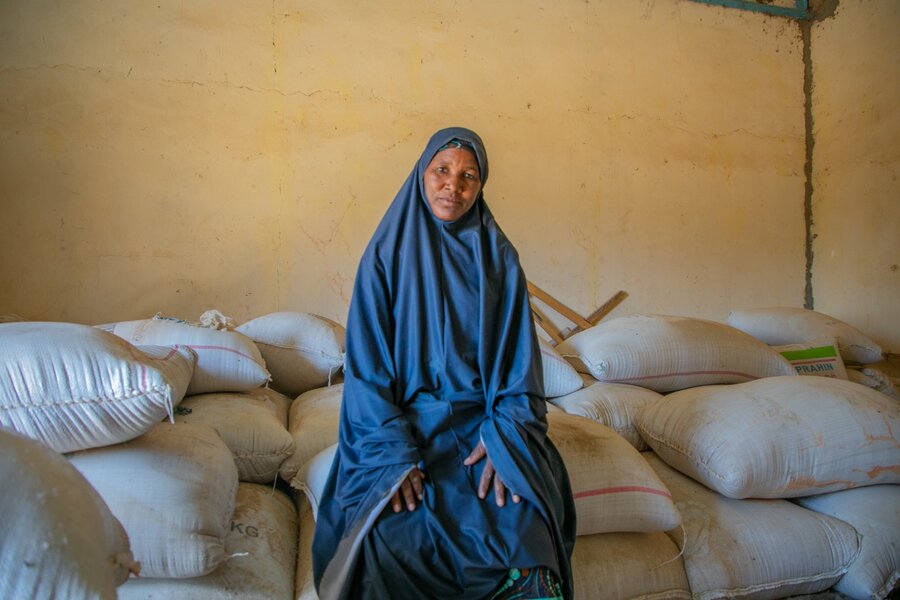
[280,384,342,485]
[555,314,795,393]
[236,312,345,397]
[294,444,337,519]
[0,427,137,600]
[774,337,849,379]
[0,321,195,453]
[174,387,295,483]
[547,413,680,536]
[645,453,861,600]
[539,337,583,398]
[70,422,239,579]
[572,531,691,600]
[795,486,900,600]
[635,376,900,499]
[110,317,269,395]
[548,374,662,451]
[847,367,900,401]
[295,496,318,600]
[119,483,297,600]
[727,307,883,365]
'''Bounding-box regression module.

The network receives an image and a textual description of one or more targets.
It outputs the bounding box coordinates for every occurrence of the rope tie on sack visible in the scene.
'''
[653,522,687,569]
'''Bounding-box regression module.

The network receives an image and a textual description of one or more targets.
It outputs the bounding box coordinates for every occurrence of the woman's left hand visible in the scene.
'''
[463,441,522,507]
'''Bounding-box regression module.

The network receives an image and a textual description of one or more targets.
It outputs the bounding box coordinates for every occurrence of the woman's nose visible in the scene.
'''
[445,175,464,192]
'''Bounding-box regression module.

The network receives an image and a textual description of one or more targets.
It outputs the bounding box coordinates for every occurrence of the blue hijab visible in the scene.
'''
[313,127,575,599]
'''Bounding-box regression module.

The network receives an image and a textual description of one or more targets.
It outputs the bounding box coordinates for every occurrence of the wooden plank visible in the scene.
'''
[560,290,628,339]
[530,302,564,345]
[526,281,593,330]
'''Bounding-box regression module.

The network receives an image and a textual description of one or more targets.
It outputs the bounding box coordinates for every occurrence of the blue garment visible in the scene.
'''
[312,128,576,600]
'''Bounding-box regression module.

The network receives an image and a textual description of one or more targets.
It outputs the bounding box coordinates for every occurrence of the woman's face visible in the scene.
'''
[423,147,482,222]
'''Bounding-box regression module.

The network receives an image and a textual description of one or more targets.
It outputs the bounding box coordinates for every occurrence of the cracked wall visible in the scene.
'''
[0,1,807,328]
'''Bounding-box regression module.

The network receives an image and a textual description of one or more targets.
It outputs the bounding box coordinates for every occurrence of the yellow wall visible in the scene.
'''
[0,1,846,343]
[810,0,900,353]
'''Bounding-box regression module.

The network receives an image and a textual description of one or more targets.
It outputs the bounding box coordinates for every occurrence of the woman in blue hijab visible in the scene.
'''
[312,127,576,599]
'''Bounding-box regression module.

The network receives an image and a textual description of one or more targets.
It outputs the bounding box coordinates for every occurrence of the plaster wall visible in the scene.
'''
[1,1,806,330]
[810,0,900,353]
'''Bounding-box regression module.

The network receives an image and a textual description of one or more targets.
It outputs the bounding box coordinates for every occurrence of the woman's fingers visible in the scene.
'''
[392,468,427,513]
[463,441,487,466]
[494,471,506,507]
[410,468,424,500]
[400,476,417,511]
[478,459,494,499]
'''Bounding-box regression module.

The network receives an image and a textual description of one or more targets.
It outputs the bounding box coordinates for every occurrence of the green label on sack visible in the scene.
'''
[779,345,839,361]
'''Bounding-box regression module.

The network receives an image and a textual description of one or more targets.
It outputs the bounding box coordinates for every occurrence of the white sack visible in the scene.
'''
[236,312,345,397]
[539,337,583,398]
[280,384,342,485]
[0,427,137,600]
[556,314,795,393]
[70,422,239,579]
[110,318,269,395]
[635,376,900,499]
[847,367,900,401]
[727,307,883,365]
[572,531,691,600]
[774,337,849,379]
[646,453,861,600]
[295,443,338,519]
[174,387,295,483]
[795,486,900,600]
[119,483,297,600]
[0,321,195,453]
[548,413,680,536]
[548,374,661,450]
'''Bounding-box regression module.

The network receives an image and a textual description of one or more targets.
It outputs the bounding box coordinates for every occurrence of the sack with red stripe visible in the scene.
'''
[547,412,681,536]
[107,317,270,395]
[556,314,795,393]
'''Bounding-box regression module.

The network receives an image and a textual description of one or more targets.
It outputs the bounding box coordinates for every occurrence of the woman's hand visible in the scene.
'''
[391,467,425,513]
[463,441,521,507]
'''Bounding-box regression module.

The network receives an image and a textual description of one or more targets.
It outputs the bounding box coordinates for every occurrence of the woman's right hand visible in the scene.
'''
[391,467,426,513]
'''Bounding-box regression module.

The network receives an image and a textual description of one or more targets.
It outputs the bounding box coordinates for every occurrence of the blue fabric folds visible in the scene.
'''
[312,127,576,599]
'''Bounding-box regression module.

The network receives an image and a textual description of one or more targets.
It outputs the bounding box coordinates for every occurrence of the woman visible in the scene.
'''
[312,127,576,599]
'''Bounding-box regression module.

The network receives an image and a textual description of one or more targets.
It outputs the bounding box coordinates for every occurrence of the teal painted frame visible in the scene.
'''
[689,0,809,19]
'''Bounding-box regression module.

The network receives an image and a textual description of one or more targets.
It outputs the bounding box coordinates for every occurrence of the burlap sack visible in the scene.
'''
[636,376,900,499]
[70,422,239,578]
[556,314,795,393]
[646,453,861,600]
[119,483,297,600]
[175,387,294,483]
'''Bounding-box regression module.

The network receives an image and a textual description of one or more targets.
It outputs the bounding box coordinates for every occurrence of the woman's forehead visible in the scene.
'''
[428,146,479,169]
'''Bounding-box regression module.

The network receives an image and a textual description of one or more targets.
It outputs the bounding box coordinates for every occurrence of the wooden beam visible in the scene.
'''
[530,302,564,345]
[560,290,628,339]
[526,281,593,330]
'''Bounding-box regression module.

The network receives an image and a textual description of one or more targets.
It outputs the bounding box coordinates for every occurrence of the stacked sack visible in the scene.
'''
[103,310,344,600]
[555,312,899,600]
[729,307,899,399]
[0,311,347,600]
[0,321,194,598]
